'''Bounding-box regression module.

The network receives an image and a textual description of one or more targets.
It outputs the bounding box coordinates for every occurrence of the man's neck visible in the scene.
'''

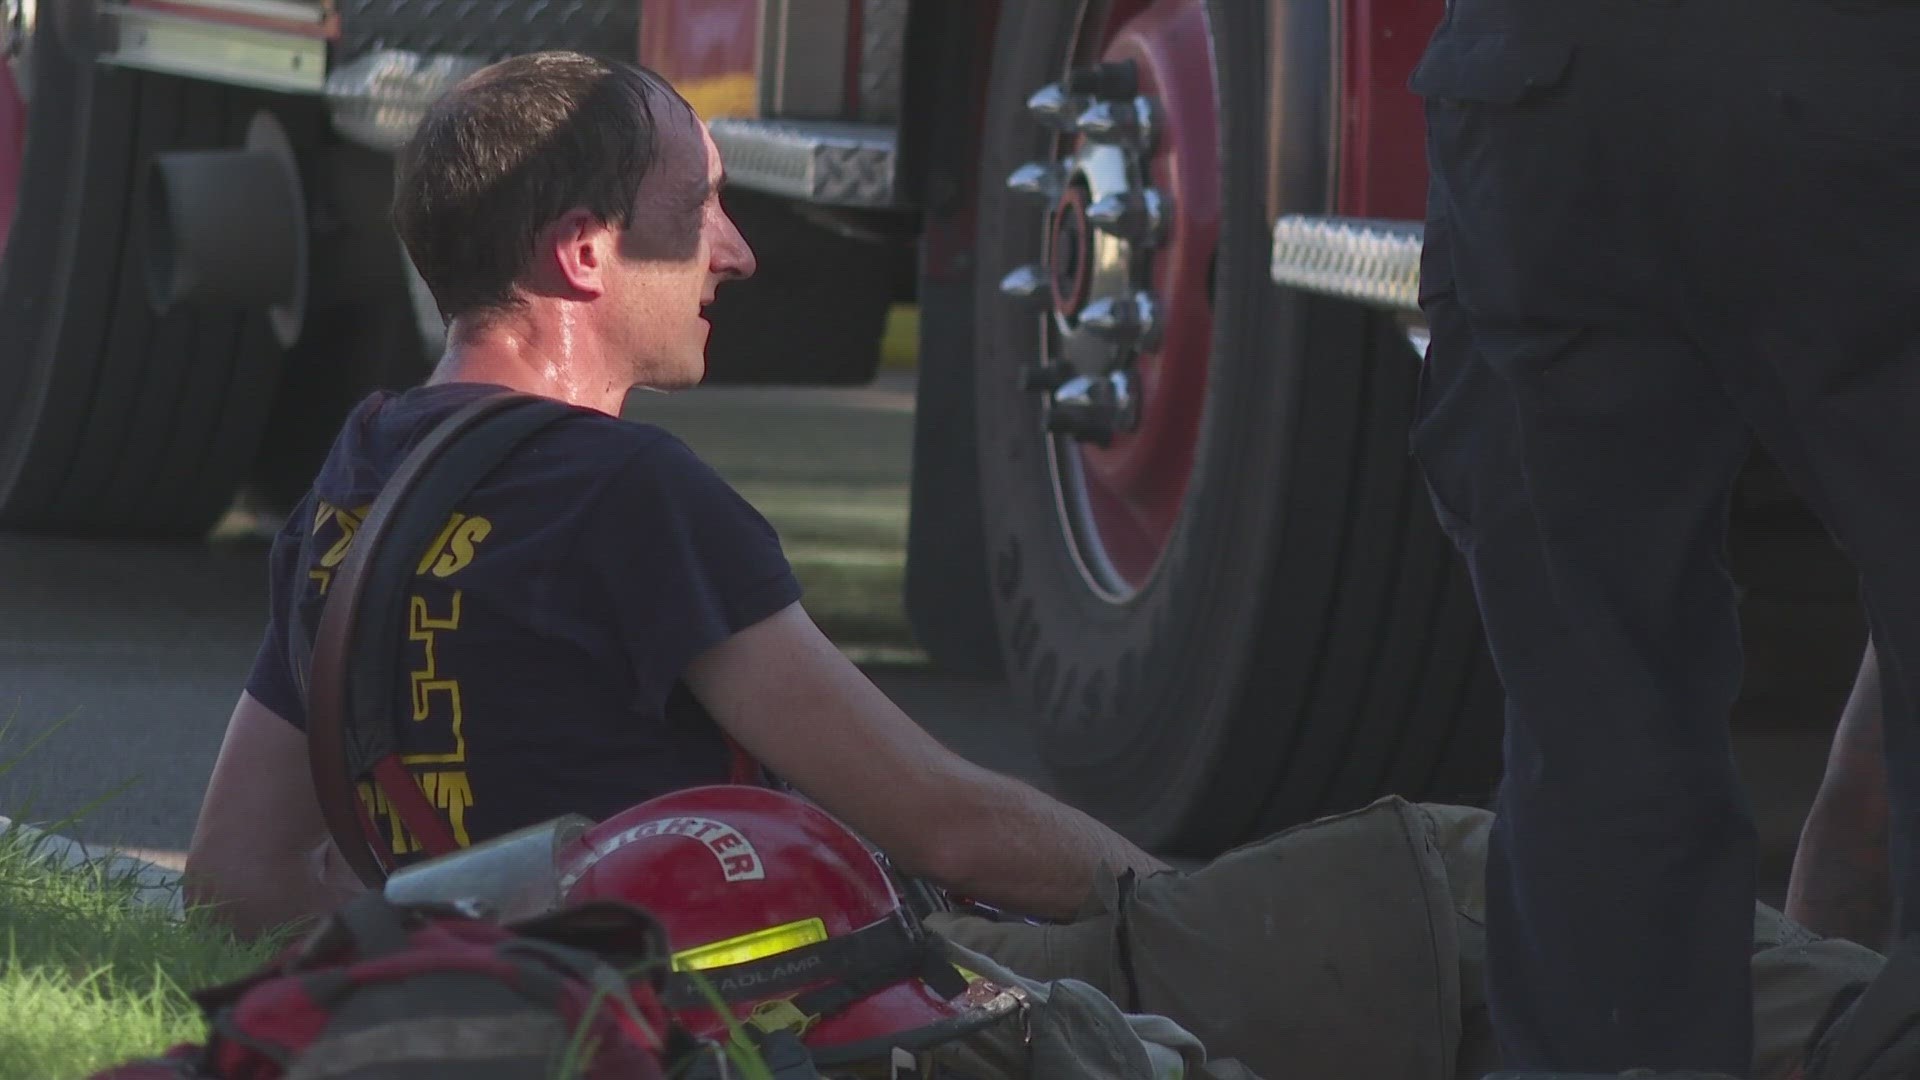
[430,311,632,417]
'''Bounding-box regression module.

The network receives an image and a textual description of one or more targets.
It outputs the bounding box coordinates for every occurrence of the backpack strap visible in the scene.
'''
[307,392,575,887]
[1809,931,1920,1080]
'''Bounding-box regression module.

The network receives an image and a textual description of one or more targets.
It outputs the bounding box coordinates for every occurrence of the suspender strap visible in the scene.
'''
[305,392,573,887]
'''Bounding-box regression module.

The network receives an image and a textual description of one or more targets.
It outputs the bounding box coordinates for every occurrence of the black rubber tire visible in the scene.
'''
[972,0,1503,855]
[900,0,1007,679]
[905,270,1004,678]
[0,33,284,537]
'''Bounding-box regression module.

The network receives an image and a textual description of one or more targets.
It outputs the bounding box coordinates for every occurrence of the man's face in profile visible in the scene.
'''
[612,94,756,390]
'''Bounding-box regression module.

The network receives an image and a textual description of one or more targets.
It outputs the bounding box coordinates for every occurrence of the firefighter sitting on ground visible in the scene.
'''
[182,50,1887,1080]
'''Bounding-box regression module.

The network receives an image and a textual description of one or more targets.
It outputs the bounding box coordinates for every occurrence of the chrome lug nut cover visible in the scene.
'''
[1085,189,1168,246]
[1078,292,1160,352]
[1006,161,1067,201]
[999,264,1049,301]
[1025,82,1087,132]
[1043,369,1139,445]
[1073,97,1156,152]
[1003,67,1167,444]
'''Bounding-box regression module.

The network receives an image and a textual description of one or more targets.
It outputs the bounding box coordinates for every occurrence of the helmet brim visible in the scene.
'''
[681,971,1025,1068]
[806,973,1025,1066]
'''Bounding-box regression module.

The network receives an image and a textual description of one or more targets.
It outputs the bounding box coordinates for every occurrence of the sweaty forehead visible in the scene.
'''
[623,89,712,259]
[636,92,712,204]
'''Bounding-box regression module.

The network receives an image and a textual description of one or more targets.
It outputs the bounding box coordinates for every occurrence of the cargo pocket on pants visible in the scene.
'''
[1408,300,1533,552]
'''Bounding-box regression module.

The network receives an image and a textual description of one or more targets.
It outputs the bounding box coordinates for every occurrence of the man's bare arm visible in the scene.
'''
[684,602,1169,919]
[184,692,367,939]
[1786,639,1893,952]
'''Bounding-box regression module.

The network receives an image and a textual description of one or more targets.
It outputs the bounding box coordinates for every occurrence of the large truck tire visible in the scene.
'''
[0,27,283,537]
[903,0,1008,680]
[906,259,1004,678]
[973,0,1503,855]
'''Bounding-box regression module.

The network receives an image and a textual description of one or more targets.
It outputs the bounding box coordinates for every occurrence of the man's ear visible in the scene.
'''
[534,208,615,299]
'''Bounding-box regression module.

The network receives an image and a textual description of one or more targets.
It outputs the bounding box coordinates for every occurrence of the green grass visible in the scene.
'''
[734,482,918,657]
[643,369,928,665]
[880,303,920,371]
[0,829,283,1080]
[0,831,781,1080]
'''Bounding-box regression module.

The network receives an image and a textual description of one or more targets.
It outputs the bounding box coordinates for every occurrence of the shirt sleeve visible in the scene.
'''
[243,503,313,730]
[586,431,804,699]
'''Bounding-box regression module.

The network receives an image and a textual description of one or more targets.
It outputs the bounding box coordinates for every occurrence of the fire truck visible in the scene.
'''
[0,0,1858,855]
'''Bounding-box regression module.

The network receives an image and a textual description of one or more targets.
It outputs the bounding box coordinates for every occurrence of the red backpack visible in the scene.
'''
[91,892,712,1080]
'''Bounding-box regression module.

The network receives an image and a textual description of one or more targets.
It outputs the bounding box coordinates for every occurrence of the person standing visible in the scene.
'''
[1407,0,1920,1074]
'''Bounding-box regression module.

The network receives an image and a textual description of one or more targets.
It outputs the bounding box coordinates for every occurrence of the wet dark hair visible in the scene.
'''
[392,51,696,323]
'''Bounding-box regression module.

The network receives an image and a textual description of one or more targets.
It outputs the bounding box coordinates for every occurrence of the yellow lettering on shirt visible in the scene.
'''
[418,514,493,579]
[404,591,466,765]
[303,503,487,780]
[415,513,469,577]
[357,769,475,855]
[426,770,474,847]
[309,505,491,595]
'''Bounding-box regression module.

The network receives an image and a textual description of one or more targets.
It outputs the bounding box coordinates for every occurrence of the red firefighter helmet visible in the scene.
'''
[555,785,1020,1066]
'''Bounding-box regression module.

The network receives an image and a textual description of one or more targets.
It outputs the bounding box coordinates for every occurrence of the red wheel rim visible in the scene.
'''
[1039,0,1219,602]
[1,0,30,263]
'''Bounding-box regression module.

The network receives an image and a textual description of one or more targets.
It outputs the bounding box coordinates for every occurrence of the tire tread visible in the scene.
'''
[0,59,280,537]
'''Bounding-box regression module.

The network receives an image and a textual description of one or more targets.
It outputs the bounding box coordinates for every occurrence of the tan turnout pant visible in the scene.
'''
[927,797,1884,1080]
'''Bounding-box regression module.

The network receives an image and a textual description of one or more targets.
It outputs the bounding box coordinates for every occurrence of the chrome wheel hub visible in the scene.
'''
[1000,60,1168,448]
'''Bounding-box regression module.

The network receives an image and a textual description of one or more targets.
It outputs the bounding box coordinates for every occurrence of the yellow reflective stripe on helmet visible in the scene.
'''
[673,917,830,972]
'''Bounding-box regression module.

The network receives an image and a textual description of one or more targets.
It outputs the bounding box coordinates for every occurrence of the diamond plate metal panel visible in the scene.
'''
[335,0,637,63]
[858,0,906,121]
[1270,215,1425,313]
[326,49,489,151]
[709,118,896,207]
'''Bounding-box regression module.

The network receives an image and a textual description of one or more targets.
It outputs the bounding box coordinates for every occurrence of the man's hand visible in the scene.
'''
[684,602,1169,919]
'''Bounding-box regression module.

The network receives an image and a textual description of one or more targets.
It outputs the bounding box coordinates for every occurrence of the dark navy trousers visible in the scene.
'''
[1410,0,1920,1073]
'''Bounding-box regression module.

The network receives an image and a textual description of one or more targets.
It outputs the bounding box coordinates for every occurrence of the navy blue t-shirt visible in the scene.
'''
[244,382,802,862]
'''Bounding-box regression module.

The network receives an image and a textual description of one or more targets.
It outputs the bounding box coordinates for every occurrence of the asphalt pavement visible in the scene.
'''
[0,372,1842,906]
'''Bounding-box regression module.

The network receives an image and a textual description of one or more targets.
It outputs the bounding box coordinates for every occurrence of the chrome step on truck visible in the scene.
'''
[709,117,898,209]
[1270,215,1425,314]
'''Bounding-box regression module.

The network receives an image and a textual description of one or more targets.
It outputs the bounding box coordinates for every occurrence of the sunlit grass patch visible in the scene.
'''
[880,304,919,370]
[732,483,921,658]
[0,825,282,1080]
